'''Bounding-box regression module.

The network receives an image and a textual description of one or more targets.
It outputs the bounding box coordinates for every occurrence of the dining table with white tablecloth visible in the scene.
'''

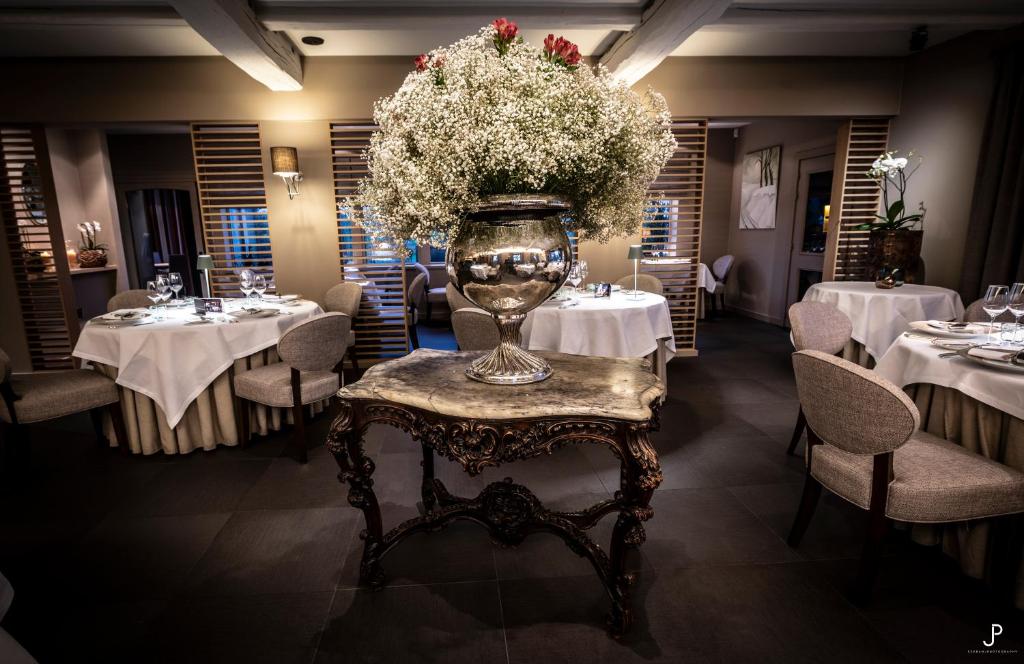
[73,298,325,455]
[803,281,965,365]
[876,332,1024,606]
[520,290,676,390]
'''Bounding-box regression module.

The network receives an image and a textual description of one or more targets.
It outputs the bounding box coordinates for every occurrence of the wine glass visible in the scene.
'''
[253,274,267,301]
[579,260,589,289]
[982,284,1008,345]
[167,272,183,301]
[1008,282,1024,344]
[566,263,582,296]
[239,270,254,301]
[146,280,163,313]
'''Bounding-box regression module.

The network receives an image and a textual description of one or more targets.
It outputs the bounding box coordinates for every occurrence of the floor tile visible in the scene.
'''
[239,445,348,510]
[315,581,507,664]
[116,459,270,517]
[185,507,357,596]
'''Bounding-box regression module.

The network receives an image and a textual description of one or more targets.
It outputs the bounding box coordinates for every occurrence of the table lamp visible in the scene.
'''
[626,244,643,300]
[196,254,214,298]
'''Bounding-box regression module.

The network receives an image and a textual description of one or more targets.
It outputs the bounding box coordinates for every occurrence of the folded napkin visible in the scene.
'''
[968,347,1023,363]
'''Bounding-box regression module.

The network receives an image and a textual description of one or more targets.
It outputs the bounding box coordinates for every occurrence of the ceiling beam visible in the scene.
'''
[170,0,302,91]
[715,7,1024,30]
[258,5,639,31]
[599,0,733,86]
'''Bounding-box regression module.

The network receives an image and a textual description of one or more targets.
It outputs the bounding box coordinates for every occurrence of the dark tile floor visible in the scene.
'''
[1,317,1021,663]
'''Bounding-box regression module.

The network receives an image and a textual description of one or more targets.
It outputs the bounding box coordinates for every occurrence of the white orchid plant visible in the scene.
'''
[77,220,105,251]
[861,150,924,231]
[346,18,677,247]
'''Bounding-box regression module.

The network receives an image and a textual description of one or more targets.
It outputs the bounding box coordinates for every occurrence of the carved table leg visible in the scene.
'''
[607,425,661,637]
[420,443,437,513]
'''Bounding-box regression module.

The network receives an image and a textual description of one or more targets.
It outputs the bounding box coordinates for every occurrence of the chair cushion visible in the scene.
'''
[427,287,447,303]
[0,370,118,424]
[811,430,1024,523]
[233,363,339,408]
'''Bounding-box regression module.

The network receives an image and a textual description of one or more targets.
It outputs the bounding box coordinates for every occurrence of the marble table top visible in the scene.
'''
[339,349,664,422]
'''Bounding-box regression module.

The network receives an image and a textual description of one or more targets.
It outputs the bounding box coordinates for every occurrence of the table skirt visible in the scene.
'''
[96,347,329,455]
[906,383,1024,607]
[842,339,875,368]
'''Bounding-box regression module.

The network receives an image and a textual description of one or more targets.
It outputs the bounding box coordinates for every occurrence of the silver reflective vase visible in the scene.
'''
[447,195,573,384]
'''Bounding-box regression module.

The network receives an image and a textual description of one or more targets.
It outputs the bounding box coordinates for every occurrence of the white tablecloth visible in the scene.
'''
[698,262,716,294]
[875,334,1024,421]
[73,299,323,428]
[803,281,964,360]
[522,291,676,359]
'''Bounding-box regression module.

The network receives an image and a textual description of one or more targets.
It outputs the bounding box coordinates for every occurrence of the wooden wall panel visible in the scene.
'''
[0,127,78,370]
[329,121,410,361]
[190,122,274,297]
[640,119,707,356]
[823,118,891,281]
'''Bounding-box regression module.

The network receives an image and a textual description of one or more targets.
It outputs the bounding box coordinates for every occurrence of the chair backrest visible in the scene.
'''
[788,302,853,355]
[446,282,475,312]
[963,298,1017,324]
[452,308,501,351]
[0,347,10,384]
[407,272,427,308]
[614,273,664,295]
[278,312,352,372]
[324,282,363,319]
[107,289,152,312]
[406,261,429,285]
[712,255,734,282]
[792,350,919,455]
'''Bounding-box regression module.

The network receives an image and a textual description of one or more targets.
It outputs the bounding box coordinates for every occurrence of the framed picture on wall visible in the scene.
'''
[740,145,781,229]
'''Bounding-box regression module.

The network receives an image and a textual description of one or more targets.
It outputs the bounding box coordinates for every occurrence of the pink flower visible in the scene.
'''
[543,35,581,67]
[492,17,518,43]
[414,53,428,72]
[432,55,445,69]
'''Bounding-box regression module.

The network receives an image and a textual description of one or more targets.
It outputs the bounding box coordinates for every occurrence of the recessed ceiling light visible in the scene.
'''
[301,36,325,46]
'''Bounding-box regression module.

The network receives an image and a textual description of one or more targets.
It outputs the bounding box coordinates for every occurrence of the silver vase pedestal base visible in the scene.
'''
[465,314,552,385]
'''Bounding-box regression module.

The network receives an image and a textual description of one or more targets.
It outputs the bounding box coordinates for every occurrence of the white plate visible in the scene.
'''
[929,338,977,351]
[909,320,987,338]
[97,310,151,324]
[963,347,1024,374]
[231,308,279,319]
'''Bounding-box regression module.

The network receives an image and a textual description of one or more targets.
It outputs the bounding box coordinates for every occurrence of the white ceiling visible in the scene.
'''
[0,1,1020,58]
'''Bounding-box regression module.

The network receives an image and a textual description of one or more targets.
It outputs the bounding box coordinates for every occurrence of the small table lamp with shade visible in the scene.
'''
[196,254,214,298]
[625,244,643,300]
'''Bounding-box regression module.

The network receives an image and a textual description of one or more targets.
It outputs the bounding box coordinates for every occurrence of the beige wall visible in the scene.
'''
[889,32,1004,294]
[723,118,841,325]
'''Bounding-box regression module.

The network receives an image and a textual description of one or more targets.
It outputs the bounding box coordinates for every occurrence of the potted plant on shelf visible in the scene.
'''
[860,151,925,286]
[346,18,676,384]
[76,220,107,268]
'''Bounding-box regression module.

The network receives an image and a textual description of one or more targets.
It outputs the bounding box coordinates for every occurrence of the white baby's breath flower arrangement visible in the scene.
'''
[347,18,677,247]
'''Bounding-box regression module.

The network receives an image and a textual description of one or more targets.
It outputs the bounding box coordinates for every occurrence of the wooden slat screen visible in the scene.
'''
[190,122,274,297]
[825,118,890,281]
[640,119,707,356]
[0,127,78,369]
[330,121,410,361]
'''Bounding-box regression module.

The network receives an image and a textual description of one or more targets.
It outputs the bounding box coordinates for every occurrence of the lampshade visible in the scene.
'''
[195,254,215,270]
[270,146,300,176]
[627,245,642,260]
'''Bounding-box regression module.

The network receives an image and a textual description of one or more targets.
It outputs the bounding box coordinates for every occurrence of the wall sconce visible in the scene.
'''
[271,146,302,199]
[823,204,831,233]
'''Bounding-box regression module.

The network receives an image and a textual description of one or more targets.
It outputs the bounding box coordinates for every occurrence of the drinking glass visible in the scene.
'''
[1008,282,1024,344]
[982,284,1009,345]
[579,260,589,288]
[253,274,267,300]
[566,263,582,296]
[168,272,183,300]
[147,279,165,320]
[239,269,255,301]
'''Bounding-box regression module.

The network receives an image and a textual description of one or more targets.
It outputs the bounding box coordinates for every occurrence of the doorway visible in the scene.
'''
[786,153,834,307]
[121,188,200,291]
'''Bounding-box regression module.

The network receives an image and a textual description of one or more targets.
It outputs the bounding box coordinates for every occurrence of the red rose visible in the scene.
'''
[563,44,581,66]
[414,53,428,72]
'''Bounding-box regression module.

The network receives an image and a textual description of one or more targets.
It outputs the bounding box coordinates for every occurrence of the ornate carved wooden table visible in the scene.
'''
[326,349,664,635]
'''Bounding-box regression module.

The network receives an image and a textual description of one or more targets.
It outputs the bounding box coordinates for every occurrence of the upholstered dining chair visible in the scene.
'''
[787,350,1024,604]
[709,254,734,315]
[324,282,362,371]
[446,282,474,313]
[0,347,129,464]
[786,301,853,456]
[406,272,426,350]
[425,270,449,324]
[451,308,501,351]
[614,273,664,296]
[107,289,152,312]
[233,313,350,463]
[963,298,1017,324]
